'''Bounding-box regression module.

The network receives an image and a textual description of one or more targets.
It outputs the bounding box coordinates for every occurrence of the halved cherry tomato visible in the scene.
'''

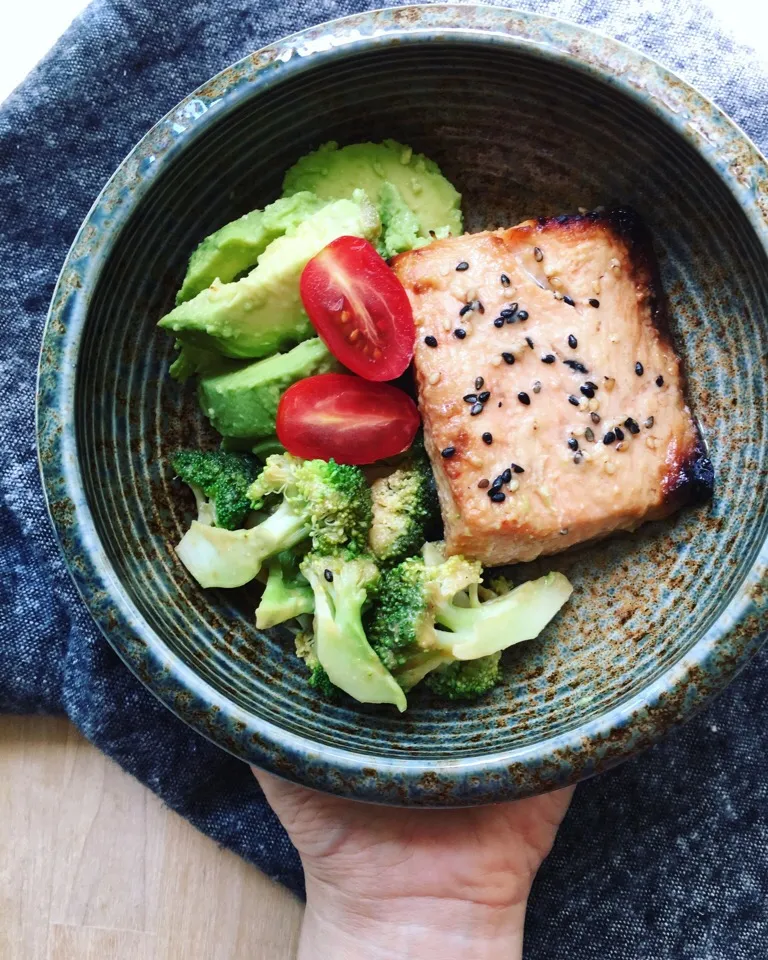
[277,373,421,464]
[300,236,415,381]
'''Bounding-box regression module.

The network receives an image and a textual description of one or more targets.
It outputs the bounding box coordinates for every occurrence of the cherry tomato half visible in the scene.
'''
[277,373,421,464]
[300,236,415,382]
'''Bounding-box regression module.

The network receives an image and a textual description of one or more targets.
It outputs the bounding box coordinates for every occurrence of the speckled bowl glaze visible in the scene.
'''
[38,5,768,805]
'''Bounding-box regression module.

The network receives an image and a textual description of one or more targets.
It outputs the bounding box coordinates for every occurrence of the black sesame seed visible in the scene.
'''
[603,431,616,445]
[494,317,505,328]
[517,310,529,321]
[591,412,601,424]
[502,352,515,365]
[624,417,640,435]
[645,416,655,428]
[580,384,595,398]
[585,381,598,391]
[534,246,544,262]
[478,478,490,489]
[475,377,485,390]
[573,453,583,464]
[463,394,477,403]
[490,476,504,491]
[588,298,600,308]
[424,335,438,348]
[656,375,664,387]
[564,359,589,373]
[568,437,579,451]
[585,427,595,442]
[542,354,556,364]
[518,392,531,405]
[635,361,644,376]
[476,301,485,315]
[454,328,467,339]
[501,468,512,484]
[482,432,493,445]
[568,334,578,349]
[441,446,456,458]
[500,273,511,287]
[324,569,334,583]
[525,337,534,349]
[490,491,506,503]
[511,463,525,474]
[614,426,625,441]
[459,303,473,316]
[456,261,469,272]
[478,391,491,403]
[533,380,542,394]
[470,402,484,416]
[563,295,575,307]
[500,307,515,318]
[568,395,580,406]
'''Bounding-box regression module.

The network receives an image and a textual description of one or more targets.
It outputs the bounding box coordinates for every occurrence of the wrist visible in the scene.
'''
[298,875,528,960]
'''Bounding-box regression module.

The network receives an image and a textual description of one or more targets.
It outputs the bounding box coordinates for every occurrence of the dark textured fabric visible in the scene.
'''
[2,0,767,954]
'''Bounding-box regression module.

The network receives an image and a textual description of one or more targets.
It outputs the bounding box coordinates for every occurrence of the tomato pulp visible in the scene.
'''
[300,236,415,381]
[277,373,421,464]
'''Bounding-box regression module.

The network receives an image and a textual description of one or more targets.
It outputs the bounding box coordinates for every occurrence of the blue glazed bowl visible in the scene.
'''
[38,5,768,805]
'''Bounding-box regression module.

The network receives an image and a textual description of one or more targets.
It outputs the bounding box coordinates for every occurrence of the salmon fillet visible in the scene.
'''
[392,208,713,566]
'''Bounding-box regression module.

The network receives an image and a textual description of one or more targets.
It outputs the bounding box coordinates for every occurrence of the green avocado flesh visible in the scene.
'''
[158,195,380,359]
[198,338,341,439]
[175,192,323,304]
[282,139,463,251]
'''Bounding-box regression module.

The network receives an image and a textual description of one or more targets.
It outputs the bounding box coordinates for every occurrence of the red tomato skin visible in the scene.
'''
[276,373,421,465]
[300,236,415,382]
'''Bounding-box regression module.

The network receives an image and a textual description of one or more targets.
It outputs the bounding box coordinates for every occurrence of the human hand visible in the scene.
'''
[254,768,574,960]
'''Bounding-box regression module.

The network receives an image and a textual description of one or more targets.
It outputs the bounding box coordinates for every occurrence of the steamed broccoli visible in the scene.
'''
[172,449,260,530]
[300,553,406,711]
[255,551,314,629]
[424,653,502,700]
[368,442,440,567]
[368,547,573,699]
[175,453,371,589]
[295,631,337,698]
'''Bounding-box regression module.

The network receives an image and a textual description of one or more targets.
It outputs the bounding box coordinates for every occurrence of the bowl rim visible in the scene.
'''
[37,3,768,805]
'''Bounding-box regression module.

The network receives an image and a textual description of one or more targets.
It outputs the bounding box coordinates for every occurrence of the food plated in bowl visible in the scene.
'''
[38,6,768,804]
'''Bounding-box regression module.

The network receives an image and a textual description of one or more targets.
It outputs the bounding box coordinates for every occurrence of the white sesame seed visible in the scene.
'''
[604,377,615,392]
[646,436,658,450]
[550,276,563,290]
[578,206,588,215]
[442,317,452,331]
[428,371,441,385]
[491,355,502,367]
[588,398,600,412]
[466,452,483,468]
[554,291,564,301]
[508,478,520,493]
[604,460,616,475]
[592,279,601,295]
[610,258,621,271]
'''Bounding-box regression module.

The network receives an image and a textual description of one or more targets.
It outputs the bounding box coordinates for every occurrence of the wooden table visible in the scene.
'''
[0,716,303,959]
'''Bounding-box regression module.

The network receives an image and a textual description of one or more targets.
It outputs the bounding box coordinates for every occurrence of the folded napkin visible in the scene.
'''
[2,0,766,954]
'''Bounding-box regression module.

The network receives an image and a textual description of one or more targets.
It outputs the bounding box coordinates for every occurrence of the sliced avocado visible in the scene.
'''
[158,194,380,360]
[176,192,323,304]
[199,338,340,439]
[169,341,241,382]
[251,436,286,460]
[283,140,463,245]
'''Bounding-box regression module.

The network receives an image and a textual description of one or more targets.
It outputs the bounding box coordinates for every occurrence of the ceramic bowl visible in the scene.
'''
[38,5,768,805]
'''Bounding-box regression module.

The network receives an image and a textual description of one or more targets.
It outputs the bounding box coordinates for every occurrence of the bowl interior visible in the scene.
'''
[76,38,768,773]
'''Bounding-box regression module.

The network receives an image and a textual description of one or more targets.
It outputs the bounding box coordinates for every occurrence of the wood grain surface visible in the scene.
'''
[0,716,303,959]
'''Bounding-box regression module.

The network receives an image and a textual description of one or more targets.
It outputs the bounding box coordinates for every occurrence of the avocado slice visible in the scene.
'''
[378,181,425,258]
[175,192,323,304]
[282,140,463,246]
[158,194,380,360]
[199,338,341,439]
[169,341,241,382]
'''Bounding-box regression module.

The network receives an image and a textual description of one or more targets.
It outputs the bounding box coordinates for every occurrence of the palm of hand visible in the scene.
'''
[255,770,573,911]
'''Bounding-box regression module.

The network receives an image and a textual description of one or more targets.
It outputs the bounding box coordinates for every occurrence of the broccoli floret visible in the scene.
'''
[172,449,260,530]
[295,631,337,698]
[175,453,371,589]
[424,653,502,700]
[368,443,440,567]
[255,551,314,629]
[368,548,573,697]
[300,553,406,711]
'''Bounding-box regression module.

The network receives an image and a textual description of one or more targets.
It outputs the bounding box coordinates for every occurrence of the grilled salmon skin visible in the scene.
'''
[392,208,712,566]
